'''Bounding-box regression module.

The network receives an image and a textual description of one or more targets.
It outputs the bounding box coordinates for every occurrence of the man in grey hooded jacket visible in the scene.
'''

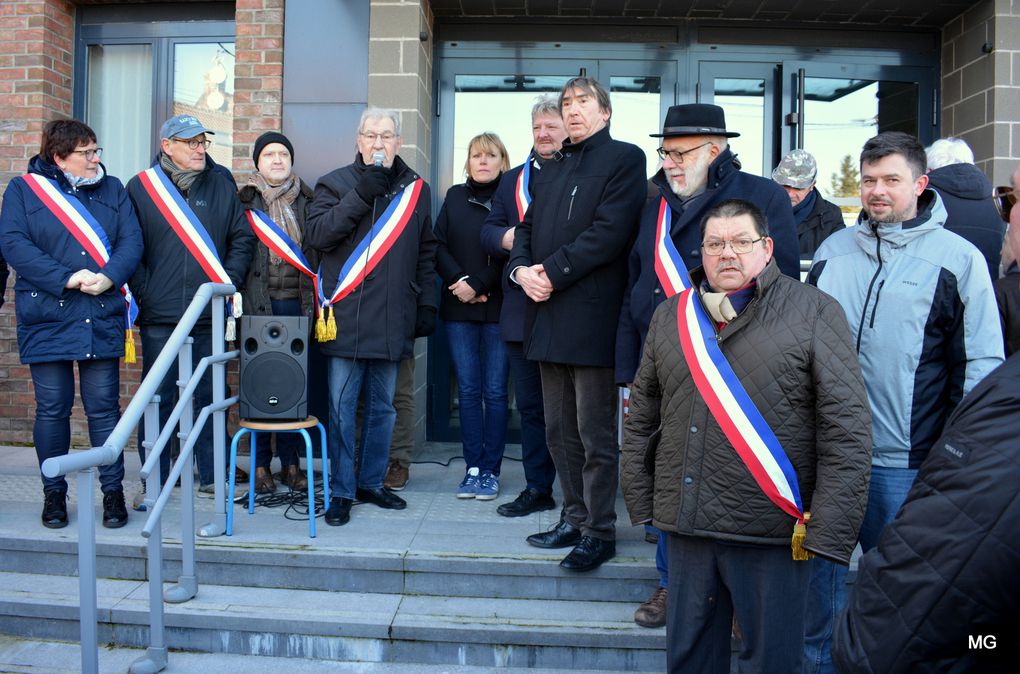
[803,131,1003,674]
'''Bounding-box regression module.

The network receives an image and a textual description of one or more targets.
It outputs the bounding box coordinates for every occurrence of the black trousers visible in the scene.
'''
[666,533,810,674]
[539,362,618,540]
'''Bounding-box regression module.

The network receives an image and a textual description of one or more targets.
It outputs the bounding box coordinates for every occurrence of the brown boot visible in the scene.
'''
[634,586,667,628]
[254,466,276,494]
[383,460,409,491]
[280,464,307,491]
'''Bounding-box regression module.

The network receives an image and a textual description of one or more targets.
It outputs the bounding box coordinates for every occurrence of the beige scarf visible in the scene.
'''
[248,171,302,265]
[699,287,738,325]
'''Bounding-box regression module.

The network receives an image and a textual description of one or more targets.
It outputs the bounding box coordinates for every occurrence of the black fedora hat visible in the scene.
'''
[650,104,741,138]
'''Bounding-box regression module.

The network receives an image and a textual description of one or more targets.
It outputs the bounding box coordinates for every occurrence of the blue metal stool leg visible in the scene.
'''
[227,428,249,536]
[298,429,314,538]
[248,430,257,514]
[317,422,329,504]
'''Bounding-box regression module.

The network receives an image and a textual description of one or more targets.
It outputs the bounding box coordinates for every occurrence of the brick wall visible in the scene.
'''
[232,0,285,177]
[941,0,1020,186]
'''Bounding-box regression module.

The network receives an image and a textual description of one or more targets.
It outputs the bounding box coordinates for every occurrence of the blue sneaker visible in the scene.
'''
[457,467,480,498]
[476,471,499,501]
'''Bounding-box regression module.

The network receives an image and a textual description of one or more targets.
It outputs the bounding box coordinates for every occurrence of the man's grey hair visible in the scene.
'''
[358,107,401,137]
[926,137,974,170]
[531,95,560,121]
[559,76,612,116]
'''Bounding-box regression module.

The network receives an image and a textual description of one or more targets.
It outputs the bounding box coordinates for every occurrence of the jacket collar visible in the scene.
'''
[28,155,106,192]
[558,125,612,157]
[853,188,947,254]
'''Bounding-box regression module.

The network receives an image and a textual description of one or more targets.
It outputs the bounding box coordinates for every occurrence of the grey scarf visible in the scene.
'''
[159,152,203,192]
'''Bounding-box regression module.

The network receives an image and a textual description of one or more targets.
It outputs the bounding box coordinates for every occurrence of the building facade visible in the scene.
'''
[0,0,1015,445]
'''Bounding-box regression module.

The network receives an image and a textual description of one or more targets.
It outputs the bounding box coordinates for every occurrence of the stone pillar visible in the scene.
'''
[232,0,285,177]
[941,0,1020,185]
[368,0,434,445]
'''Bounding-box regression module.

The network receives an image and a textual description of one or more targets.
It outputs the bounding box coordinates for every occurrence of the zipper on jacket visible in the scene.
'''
[855,224,884,353]
[567,185,577,220]
[868,280,885,329]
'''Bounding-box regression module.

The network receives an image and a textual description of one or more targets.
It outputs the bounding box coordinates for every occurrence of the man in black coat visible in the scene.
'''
[127,114,255,497]
[305,107,438,527]
[833,353,1020,674]
[479,95,567,519]
[508,76,646,572]
[771,148,846,259]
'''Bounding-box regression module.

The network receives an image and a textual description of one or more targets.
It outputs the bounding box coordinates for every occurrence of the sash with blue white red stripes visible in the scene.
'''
[135,166,242,338]
[652,197,811,557]
[513,155,534,223]
[316,178,424,341]
[20,173,139,362]
[245,208,326,340]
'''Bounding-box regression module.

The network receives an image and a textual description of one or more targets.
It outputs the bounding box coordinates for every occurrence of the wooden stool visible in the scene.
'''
[227,416,328,538]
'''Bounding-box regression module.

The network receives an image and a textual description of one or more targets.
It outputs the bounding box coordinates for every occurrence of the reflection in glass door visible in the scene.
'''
[173,42,235,170]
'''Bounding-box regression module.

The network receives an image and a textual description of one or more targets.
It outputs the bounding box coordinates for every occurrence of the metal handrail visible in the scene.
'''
[40,282,237,674]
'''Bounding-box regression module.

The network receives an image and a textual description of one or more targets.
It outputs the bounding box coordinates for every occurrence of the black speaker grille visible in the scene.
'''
[239,352,307,415]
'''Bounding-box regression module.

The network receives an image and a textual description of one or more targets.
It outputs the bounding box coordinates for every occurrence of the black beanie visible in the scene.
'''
[253,131,294,164]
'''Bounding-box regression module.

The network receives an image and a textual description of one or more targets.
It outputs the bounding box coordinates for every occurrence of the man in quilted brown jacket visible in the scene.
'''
[621,199,872,674]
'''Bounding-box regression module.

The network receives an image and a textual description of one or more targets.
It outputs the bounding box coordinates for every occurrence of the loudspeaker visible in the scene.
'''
[239,315,308,421]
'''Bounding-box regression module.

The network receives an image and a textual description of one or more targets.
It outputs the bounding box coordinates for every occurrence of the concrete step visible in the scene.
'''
[0,635,641,673]
[0,571,666,671]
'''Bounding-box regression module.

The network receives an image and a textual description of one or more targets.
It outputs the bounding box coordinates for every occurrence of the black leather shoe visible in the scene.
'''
[325,497,352,526]
[497,487,557,518]
[41,490,68,529]
[355,487,406,510]
[560,536,616,572]
[526,520,581,549]
[102,489,128,529]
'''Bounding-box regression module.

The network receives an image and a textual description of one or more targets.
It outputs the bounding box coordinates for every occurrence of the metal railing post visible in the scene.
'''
[131,399,168,674]
[199,295,228,537]
[77,467,99,674]
[165,338,198,601]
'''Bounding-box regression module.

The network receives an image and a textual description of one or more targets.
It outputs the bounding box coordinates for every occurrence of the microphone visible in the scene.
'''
[372,151,385,167]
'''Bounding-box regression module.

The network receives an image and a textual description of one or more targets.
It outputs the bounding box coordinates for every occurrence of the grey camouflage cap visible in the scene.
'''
[772,149,817,189]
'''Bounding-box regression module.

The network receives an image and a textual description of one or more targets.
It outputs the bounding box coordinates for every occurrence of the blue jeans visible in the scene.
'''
[667,534,809,674]
[254,298,302,469]
[802,465,918,674]
[328,357,398,499]
[136,325,220,486]
[446,321,509,474]
[31,359,124,494]
[507,341,555,493]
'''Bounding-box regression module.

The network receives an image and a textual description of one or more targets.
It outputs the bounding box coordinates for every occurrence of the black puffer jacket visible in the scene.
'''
[506,126,646,367]
[126,156,255,327]
[928,163,1005,281]
[305,154,437,361]
[237,179,318,323]
[797,188,846,258]
[994,262,1020,356]
[620,259,872,563]
[833,353,1020,674]
[435,178,503,323]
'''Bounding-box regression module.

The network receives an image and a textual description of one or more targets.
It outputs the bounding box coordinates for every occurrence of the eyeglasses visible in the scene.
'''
[360,132,397,144]
[172,137,212,150]
[994,185,1015,222]
[70,148,103,160]
[702,237,766,256]
[656,142,712,164]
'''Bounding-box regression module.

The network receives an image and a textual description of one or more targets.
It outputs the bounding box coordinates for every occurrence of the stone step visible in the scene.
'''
[0,571,666,671]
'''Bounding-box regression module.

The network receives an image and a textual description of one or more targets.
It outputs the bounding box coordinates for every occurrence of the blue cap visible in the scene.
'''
[159,114,215,140]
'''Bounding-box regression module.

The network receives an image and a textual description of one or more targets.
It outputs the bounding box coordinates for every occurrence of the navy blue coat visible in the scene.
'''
[615,150,799,383]
[0,156,143,363]
[927,163,1005,282]
[480,161,529,342]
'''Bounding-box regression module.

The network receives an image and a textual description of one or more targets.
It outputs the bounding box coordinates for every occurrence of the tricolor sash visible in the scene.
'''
[654,195,809,557]
[513,156,534,223]
[245,208,325,338]
[315,179,423,341]
[20,173,139,362]
[135,166,241,338]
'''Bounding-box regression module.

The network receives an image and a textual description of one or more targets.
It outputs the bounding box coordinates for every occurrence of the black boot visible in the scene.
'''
[102,489,128,529]
[42,490,68,529]
[325,497,353,526]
